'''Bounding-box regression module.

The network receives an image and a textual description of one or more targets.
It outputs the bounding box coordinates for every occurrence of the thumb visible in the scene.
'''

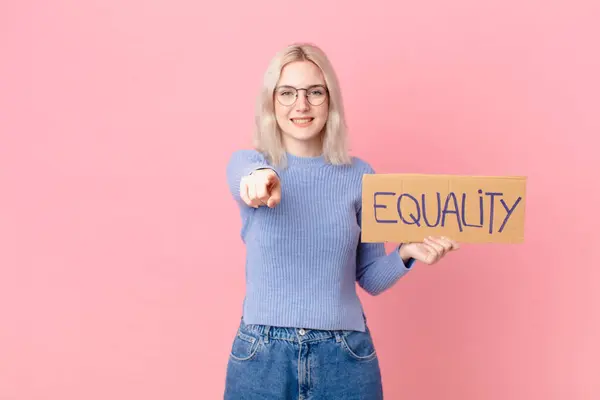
[265,172,278,185]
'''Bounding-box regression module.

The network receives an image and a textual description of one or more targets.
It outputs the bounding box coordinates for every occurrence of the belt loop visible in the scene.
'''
[263,326,271,343]
[334,331,342,342]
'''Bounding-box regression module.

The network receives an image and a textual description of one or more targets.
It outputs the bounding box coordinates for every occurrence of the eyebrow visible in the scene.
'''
[276,84,326,88]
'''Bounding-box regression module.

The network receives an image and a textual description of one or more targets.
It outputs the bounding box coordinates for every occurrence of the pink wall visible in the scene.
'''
[1,1,598,399]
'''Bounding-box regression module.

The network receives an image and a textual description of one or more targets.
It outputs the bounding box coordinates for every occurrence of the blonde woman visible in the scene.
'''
[224,43,459,399]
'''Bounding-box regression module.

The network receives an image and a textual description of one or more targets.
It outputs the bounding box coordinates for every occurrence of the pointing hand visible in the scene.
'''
[240,169,281,208]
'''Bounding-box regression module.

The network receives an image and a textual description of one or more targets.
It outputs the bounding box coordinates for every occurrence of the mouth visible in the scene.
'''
[290,117,314,127]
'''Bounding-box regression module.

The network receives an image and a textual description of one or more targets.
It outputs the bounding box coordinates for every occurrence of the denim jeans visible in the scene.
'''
[224,317,384,399]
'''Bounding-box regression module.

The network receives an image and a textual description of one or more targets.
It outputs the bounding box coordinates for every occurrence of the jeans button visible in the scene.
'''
[298,328,306,335]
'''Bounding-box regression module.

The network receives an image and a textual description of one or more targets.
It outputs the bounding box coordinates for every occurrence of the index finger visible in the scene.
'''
[267,183,281,207]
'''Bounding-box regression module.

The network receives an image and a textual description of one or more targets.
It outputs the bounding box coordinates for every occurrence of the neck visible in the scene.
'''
[282,135,323,158]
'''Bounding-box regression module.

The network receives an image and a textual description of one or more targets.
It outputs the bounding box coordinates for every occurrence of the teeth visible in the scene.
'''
[292,118,312,123]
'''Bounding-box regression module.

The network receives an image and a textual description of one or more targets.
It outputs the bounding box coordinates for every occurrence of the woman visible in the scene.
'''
[224,42,459,399]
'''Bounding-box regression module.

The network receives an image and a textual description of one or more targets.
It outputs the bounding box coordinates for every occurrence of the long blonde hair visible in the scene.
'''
[252,43,352,167]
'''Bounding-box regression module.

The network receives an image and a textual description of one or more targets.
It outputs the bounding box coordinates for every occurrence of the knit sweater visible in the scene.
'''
[226,149,415,332]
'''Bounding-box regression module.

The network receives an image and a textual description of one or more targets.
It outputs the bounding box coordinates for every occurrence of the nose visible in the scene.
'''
[295,91,310,111]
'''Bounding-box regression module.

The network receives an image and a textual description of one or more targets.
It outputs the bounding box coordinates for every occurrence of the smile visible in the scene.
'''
[290,118,314,127]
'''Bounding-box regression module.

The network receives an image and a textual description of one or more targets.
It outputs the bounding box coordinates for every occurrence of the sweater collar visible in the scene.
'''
[285,152,326,167]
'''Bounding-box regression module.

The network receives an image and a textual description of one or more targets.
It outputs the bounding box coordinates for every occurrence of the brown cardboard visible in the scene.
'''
[361,173,527,244]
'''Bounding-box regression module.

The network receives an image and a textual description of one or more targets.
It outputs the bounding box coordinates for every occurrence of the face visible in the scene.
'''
[273,61,329,151]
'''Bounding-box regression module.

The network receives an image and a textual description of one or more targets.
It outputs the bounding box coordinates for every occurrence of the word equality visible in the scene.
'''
[373,190,523,234]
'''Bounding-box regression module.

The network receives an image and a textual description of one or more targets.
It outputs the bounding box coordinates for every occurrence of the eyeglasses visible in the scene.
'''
[274,85,328,106]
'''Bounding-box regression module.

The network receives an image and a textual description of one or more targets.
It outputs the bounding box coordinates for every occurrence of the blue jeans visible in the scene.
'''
[224,317,384,399]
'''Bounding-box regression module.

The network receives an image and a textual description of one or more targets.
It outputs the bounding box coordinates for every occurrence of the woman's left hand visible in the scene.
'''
[399,236,460,265]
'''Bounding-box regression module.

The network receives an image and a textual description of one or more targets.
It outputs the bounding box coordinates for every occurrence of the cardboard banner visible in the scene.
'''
[361,174,527,244]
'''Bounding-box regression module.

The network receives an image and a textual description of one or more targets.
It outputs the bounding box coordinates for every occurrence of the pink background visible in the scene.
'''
[1,1,598,399]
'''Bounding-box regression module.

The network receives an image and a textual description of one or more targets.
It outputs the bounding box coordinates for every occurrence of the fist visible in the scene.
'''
[400,236,459,265]
[240,169,281,208]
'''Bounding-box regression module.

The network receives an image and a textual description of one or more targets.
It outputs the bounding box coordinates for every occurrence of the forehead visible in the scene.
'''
[277,61,325,87]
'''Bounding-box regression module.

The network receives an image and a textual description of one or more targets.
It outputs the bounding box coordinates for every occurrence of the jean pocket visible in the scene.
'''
[229,329,261,361]
[340,329,377,361]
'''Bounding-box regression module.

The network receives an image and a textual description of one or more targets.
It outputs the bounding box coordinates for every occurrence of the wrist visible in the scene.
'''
[398,244,412,263]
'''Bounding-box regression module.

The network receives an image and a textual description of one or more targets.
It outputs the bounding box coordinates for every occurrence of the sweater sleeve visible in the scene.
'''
[355,207,415,295]
[226,149,279,205]
[354,161,415,296]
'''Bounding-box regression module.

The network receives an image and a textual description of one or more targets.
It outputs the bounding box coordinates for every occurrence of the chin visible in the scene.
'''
[293,128,322,138]
[284,130,321,144]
